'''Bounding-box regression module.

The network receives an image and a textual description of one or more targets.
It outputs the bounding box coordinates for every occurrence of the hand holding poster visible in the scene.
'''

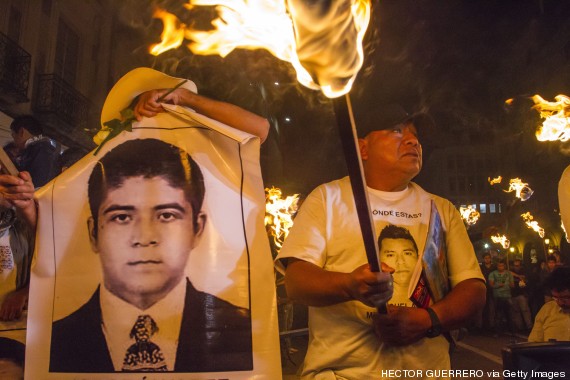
[25,68,281,379]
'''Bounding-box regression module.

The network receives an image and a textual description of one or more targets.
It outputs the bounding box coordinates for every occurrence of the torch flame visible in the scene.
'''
[491,234,510,249]
[149,0,371,98]
[150,8,186,56]
[504,178,533,201]
[488,176,502,185]
[264,187,299,251]
[531,94,570,142]
[459,205,480,226]
[521,212,545,238]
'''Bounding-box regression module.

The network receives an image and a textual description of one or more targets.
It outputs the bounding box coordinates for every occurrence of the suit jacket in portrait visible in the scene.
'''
[49,279,253,373]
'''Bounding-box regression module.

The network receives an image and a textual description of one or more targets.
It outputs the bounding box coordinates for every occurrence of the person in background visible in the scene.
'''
[9,116,59,187]
[488,260,514,335]
[0,171,36,322]
[510,259,532,332]
[540,255,558,303]
[476,252,496,333]
[528,266,570,342]
[0,171,37,379]
[57,147,87,173]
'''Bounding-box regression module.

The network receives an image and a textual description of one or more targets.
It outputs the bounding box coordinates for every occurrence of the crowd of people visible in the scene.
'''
[1,87,569,379]
[476,250,567,338]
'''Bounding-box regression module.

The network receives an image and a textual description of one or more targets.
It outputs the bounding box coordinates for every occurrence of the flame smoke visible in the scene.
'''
[149,0,371,98]
[504,178,533,201]
[532,94,570,142]
[265,187,299,252]
[491,234,510,249]
[459,205,480,226]
[521,212,545,238]
[488,176,502,185]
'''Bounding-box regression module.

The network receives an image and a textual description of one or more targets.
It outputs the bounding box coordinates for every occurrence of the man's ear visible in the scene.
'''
[191,212,207,249]
[87,217,99,253]
[358,138,369,160]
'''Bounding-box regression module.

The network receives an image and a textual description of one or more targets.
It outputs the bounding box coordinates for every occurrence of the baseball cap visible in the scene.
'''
[356,104,437,145]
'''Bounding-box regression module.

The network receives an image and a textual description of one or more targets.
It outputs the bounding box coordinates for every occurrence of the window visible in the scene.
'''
[490,204,496,213]
[480,204,486,213]
[55,19,79,85]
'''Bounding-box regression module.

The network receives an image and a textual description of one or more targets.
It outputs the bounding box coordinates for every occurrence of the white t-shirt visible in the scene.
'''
[276,177,483,380]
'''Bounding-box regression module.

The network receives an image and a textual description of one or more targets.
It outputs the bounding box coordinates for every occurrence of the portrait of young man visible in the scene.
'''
[378,224,419,307]
[49,138,253,373]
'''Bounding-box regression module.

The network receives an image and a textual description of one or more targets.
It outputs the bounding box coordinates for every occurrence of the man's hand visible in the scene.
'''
[0,171,37,229]
[372,305,431,346]
[346,263,394,308]
[0,287,28,321]
[134,88,190,121]
[0,171,35,208]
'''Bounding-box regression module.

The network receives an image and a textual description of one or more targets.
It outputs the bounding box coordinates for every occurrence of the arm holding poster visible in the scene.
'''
[134,88,270,143]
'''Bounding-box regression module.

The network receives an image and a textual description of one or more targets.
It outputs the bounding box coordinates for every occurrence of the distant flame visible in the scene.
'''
[149,0,371,98]
[504,178,533,201]
[521,212,545,238]
[265,187,299,251]
[459,205,480,226]
[491,234,510,249]
[488,176,502,185]
[532,94,570,142]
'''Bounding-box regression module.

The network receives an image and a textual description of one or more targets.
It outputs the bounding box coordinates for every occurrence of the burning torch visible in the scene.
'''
[147,0,386,311]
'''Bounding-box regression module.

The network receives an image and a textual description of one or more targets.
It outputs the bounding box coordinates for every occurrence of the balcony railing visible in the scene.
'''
[0,32,31,103]
[33,73,91,131]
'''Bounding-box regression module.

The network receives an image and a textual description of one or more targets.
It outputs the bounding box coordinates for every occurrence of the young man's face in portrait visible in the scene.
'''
[379,237,418,286]
[89,175,205,307]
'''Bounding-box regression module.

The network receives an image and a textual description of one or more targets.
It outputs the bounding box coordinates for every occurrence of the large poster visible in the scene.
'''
[25,69,281,379]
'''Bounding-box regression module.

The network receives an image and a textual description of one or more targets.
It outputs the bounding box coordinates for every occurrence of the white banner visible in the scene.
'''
[25,95,280,379]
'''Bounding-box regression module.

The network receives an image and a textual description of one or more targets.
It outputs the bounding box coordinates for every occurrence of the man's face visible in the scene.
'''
[551,289,570,312]
[380,237,418,286]
[483,255,491,264]
[360,123,422,181]
[88,176,204,308]
[497,263,505,272]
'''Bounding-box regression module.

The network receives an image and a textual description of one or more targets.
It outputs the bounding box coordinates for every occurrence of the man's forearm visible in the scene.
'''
[284,258,354,306]
[180,91,270,142]
[431,278,486,331]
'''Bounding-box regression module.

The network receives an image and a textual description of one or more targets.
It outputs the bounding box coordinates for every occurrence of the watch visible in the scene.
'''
[425,307,442,338]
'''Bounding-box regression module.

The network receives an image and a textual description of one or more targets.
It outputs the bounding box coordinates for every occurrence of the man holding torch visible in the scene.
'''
[276,105,485,379]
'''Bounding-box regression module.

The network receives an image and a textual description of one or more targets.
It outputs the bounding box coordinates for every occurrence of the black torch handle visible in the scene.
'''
[333,94,388,314]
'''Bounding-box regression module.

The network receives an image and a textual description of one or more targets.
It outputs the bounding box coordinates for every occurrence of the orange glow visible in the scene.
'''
[504,178,533,201]
[531,94,570,142]
[459,205,480,226]
[521,212,545,238]
[491,234,510,249]
[488,176,502,185]
[265,187,299,250]
[149,8,186,56]
[149,0,371,98]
